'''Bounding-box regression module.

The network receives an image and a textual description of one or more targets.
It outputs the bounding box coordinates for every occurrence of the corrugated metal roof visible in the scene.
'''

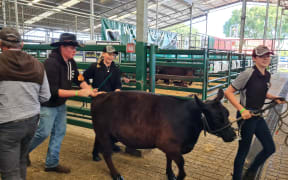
[0,0,284,33]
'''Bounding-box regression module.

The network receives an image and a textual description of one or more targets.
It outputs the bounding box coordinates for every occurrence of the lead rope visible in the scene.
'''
[273,102,288,146]
[234,100,288,144]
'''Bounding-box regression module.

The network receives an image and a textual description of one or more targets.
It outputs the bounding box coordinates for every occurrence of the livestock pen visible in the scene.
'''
[22,44,285,180]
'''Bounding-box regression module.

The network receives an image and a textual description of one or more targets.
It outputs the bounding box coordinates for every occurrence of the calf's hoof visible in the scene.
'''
[93,155,102,161]
[242,170,257,180]
[112,175,124,180]
[112,144,121,153]
[166,172,176,180]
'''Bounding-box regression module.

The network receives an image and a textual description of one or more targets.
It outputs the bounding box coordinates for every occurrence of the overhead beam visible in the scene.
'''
[174,0,192,6]
[81,0,113,10]
[17,0,96,18]
[20,10,88,27]
[160,4,178,12]
[20,0,99,25]
[149,7,191,23]
[157,11,208,29]
[97,0,136,15]
[149,9,183,22]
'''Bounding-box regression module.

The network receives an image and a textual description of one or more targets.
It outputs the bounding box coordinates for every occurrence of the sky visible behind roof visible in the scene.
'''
[187,2,267,38]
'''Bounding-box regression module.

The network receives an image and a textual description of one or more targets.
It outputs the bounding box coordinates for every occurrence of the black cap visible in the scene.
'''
[50,33,81,47]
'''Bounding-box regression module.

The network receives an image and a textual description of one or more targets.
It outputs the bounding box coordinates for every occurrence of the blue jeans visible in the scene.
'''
[233,113,275,180]
[28,104,67,168]
[0,115,39,180]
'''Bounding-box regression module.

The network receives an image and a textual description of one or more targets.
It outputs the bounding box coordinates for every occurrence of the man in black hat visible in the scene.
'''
[27,33,100,173]
[0,27,51,180]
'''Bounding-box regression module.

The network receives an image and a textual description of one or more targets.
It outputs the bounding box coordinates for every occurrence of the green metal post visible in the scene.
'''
[149,45,156,93]
[136,42,147,91]
[136,0,148,91]
[37,50,40,58]
[243,53,246,71]
[202,48,208,100]
[227,51,232,87]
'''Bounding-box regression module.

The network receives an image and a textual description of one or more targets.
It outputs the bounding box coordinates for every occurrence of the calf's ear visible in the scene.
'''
[214,88,224,102]
[194,95,205,109]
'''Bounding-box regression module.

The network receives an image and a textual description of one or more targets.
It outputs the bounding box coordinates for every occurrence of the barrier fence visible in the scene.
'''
[22,44,278,129]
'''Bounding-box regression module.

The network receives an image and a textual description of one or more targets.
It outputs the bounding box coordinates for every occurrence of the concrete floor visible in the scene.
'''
[26,72,288,180]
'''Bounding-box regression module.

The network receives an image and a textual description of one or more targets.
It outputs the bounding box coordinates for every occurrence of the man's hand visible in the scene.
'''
[90,88,106,97]
[91,91,106,97]
[78,89,93,97]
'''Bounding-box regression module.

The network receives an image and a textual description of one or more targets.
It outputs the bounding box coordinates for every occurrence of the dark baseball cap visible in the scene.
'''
[0,27,21,43]
[103,45,118,55]
[253,45,274,57]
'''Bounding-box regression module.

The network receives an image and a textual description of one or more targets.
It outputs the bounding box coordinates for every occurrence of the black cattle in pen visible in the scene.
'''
[156,66,195,87]
[91,89,236,180]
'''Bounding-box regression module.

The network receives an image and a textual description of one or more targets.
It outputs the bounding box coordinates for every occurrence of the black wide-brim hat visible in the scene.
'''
[50,33,81,47]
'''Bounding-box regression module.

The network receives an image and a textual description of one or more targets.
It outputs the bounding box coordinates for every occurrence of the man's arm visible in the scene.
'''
[39,71,51,103]
[58,88,92,98]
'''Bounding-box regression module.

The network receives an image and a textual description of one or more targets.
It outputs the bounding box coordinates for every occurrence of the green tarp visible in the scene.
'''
[101,18,177,49]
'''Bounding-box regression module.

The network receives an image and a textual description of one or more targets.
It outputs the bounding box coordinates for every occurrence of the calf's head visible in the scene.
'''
[195,89,236,142]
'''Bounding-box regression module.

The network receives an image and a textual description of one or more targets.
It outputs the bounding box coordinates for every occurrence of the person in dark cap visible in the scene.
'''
[83,45,139,161]
[27,33,102,173]
[84,45,121,161]
[0,27,51,180]
[224,45,286,180]
[84,45,122,93]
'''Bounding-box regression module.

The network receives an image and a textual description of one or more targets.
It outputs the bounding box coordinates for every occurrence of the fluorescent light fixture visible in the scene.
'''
[95,24,101,28]
[28,0,42,6]
[60,0,81,8]
[57,5,66,10]
[108,15,117,19]
[115,13,134,20]
[25,0,82,24]
[25,11,55,24]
